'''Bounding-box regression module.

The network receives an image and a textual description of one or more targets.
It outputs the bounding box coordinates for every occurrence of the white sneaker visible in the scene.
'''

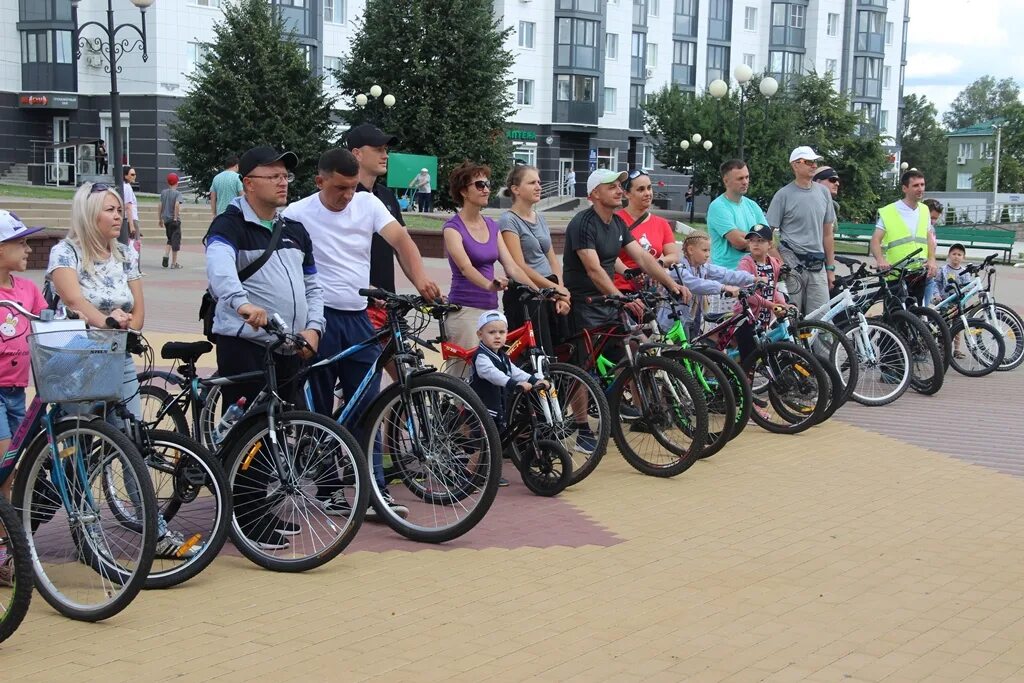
[367,489,409,521]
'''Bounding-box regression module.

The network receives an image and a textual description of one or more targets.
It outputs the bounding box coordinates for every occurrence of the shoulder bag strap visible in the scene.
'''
[238,216,285,283]
[627,212,649,231]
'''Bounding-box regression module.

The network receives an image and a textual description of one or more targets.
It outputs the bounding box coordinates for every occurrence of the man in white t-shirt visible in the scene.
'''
[284,148,440,517]
[870,169,937,303]
[121,166,139,245]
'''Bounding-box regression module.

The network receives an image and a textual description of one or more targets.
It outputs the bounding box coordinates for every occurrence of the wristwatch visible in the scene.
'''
[824,264,836,272]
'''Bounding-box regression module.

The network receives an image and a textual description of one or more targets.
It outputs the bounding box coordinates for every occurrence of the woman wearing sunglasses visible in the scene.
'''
[613,169,680,291]
[443,161,529,375]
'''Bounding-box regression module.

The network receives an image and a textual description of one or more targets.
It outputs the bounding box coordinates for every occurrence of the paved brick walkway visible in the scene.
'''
[7,254,1024,681]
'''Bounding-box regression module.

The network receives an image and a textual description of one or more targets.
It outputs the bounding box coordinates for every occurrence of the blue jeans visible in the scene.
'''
[0,387,27,441]
[310,307,385,488]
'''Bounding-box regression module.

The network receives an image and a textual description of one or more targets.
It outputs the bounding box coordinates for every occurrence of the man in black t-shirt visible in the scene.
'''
[564,169,691,333]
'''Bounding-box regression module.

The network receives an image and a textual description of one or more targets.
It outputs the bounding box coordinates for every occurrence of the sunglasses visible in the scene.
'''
[825,177,840,184]
[624,169,649,190]
[797,159,819,167]
[90,182,112,194]
[472,180,491,191]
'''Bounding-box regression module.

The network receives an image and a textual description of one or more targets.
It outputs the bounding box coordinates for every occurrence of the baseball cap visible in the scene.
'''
[948,242,966,253]
[789,146,823,163]
[0,210,44,243]
[586,169,628,195]
[166,172,180,185]
[477,310,508,331]
[345,123,399,150]
[238,146,298,178]
[420,168,428,173]
[812,166,839,182]
[745,224,774,241]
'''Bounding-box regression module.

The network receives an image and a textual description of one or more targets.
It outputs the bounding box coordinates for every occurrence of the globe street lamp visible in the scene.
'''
[355,84,396,125]
[71,0,154,197]
[708,66,779,160]
[680,134,714,223]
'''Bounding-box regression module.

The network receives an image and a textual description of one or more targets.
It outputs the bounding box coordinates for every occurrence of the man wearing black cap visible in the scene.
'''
[813,166,841,220]
[206,145,325,550]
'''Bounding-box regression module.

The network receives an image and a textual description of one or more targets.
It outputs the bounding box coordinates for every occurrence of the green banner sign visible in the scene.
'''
[386,153,438,190]
[506,130,537,141]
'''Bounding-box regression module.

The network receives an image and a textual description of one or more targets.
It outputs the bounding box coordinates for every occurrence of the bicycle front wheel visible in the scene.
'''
[950,318,1006,377]
[0,496,32,643]
[910,306,952,372]
[890,311,944,396]
[608,355,708,477]
[843,320,912,406]
[225,411,368,572]
[364,372,502,544]
[743,342,829,434]
[966,302,1024,371]
[696,346,752,439]
[662,347,736,459]
[12,419,157,622]
[795,319,858,417]
[139,385,189,435]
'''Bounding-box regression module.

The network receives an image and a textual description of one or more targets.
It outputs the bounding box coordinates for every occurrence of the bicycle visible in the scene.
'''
[432,280,610,486]
[0,495,32,642]
[308,289,504,544]
[934,271,1005,377]
[0,303,157,621]
[134,320,369,572]
[554,292,710,477]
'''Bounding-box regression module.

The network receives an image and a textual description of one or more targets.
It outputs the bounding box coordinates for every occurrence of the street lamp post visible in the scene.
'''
[71,0,153,195]
[708,65,779,160]
[680,134,714,223]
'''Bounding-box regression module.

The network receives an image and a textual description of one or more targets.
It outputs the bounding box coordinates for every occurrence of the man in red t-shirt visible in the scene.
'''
[613,170,680,291]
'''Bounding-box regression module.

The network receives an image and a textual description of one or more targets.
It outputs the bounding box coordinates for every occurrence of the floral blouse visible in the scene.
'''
[45,239,142,314]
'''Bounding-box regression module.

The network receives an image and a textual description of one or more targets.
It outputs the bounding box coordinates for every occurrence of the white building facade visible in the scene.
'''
[2,0,907,200]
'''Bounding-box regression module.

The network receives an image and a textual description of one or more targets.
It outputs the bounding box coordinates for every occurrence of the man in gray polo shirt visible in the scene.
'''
[766,146,836,313]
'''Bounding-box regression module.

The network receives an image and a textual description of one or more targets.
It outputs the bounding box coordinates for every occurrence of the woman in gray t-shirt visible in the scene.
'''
[498,164,570,349]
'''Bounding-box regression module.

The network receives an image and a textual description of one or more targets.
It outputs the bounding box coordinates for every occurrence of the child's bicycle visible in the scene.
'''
[0,495,32,642]
[933,266,1006,377]
[0,300,158,621]
[431,280,610,487]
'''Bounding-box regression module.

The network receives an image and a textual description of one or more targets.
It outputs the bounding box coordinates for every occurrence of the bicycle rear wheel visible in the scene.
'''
[795,319,858,415]
[966,302,1024,371]
[608,355,708,477]
[139,385,189,435]
[662,347,736,459]
[910,306,952,372]
[842,319,912,406]
[363,373,502,543]
[889,311,944,396]
[696,346,752,439]
[743,341,829,434]
[949,318,1005,377]
[0,496,32,643]
[12,419,157,621]
[225,411,368,572]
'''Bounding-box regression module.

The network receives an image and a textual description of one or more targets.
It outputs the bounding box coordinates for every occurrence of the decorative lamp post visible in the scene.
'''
[680,134,713,223]
[708,66,780,159]
[71,0,154,194]
[355,84,395,125]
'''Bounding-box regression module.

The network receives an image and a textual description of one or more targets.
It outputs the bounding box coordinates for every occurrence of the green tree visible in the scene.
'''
[336,0,515,208]
[645,72,889,222]
[973,156,1024,193]
[898,94,947,190]
[169,0,336,200]
[942,76,1021,130]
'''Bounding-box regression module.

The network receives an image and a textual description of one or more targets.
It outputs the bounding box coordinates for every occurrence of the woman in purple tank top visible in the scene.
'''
[442,161,528,376]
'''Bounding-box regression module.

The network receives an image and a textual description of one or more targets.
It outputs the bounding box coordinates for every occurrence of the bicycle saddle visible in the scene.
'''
[161,341,214,362]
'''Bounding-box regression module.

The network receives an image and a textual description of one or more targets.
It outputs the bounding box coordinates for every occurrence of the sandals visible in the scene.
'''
[170,263,184,269]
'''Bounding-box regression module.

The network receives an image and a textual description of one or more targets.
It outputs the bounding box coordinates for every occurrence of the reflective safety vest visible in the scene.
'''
[878,202,929,267]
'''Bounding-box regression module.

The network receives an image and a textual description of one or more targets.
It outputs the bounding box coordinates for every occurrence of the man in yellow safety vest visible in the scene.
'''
[870,169,938,303]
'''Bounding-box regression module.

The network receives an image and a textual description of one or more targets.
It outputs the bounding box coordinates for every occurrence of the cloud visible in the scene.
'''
[905,54,963,79]
[907,0,1008,47]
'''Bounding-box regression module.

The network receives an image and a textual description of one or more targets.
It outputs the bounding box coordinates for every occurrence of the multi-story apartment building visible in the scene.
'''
[2,0,908,201]
[944,119,1001,193]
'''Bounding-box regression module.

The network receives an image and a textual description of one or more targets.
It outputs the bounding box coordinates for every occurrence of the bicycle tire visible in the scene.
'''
[742,341,829,434]
[12,419,157,622]
[136,430,230,589]
[608,355,708,477]
[0,496,32,643]
[795,319,859,412]
[505,362,610,486]
[841,319,912,407]
[363,372,502,543]
[966,302,1024,371]
[139,385,189,435]
[696,346,752,439]
[910,305,952,372]
[890,311,944,396]
[662,347,736,459]
[224,411,368,572]
[520,440,572,497]
[949,318,1006,377]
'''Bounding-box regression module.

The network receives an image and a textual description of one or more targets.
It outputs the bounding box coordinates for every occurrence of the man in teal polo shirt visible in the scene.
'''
[210,155,244,217]
[706,159,768,268]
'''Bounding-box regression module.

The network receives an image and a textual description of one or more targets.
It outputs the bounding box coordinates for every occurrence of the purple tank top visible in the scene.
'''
[445,214,500,309]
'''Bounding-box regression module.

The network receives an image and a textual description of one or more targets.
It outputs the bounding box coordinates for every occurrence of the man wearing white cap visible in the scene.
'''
[562,169,690,352]
[410,167,432,212]
[766,146,836,312]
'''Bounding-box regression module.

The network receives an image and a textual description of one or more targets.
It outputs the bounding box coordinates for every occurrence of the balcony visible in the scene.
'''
[671,63,695,87]
[629,108,644,130]
[673,15,697,36]
[770,26,805,48]
[856,32,885,54]
[554,101,599,125]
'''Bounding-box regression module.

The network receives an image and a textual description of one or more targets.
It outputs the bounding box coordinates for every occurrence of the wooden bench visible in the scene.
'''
[833,222,1016,264]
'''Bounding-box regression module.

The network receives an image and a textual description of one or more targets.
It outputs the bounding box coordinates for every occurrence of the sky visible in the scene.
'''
[904,0,1024,119]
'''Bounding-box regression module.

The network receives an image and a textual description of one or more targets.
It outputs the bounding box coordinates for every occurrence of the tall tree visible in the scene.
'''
[336,0,515,208]
[898,94,947,190]
[973,157,1024,193]
[942,76,1021,130]
[169,0,335,200]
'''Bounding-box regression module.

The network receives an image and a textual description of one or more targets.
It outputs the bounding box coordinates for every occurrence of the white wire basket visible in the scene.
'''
[29,329,128,403]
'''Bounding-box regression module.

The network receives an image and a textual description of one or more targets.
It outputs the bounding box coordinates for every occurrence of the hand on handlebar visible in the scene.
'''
[721,285,740,298]
[107,308,133,329]
[297,329,320,360]
[875,257,892,272]
[669,283,692,304]
[488,277,509,292]
[624,299,646,320]
[238,303,268,330]
[415,279,443,302]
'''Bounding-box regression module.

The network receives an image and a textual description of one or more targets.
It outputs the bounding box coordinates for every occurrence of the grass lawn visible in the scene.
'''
[0,183,158,202]
[404,214,448,230]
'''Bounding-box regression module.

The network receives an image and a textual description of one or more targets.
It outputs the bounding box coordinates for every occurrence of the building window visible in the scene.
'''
[630,83,644,109]
[517,79,534,106]
[641,144,655,171]
[769,50,802,83]
[187,41,209,68]
[518,21,535,48]
[827,12,839,36]
[596,147,618,170]
[323,0,343,23]
[885,21,893,45]
[883,65,891,89]
[55,30,72,64]
[743,53,755,68]
[879,110,888,133]
[323,55,342,88]
[958,142,973,160]
[646,43,657,68]
[674,0,698,37]
[672,40,696,86]
[789,4,804,29]
[631,32,646,79]
[980,142,994,159]
[556,74,595,102]
[606,33,618,59]
[957,173,973,190]
[708,0,731,41]
[852,101,879,132]
[853,56,882,98]
[512,143,538,167]
[633,0,647,26]
[604,87,617,113]
[556,18,599,69]
[743,6,757,31]
[194,0,220,6]
[649,0,659,17]
[559,0,600,11]
[825,58,837,76]
[21,32,49,63]
[856,10,885,52]
[706,44,730,83]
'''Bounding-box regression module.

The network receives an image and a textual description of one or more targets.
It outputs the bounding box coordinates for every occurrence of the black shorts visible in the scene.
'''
[163,218,182,251]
